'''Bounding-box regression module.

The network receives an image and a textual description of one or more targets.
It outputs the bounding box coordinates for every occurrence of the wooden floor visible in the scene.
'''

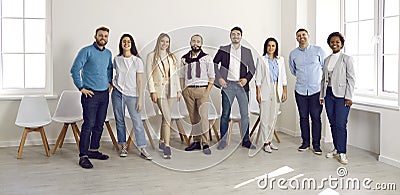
[1,132,399,195]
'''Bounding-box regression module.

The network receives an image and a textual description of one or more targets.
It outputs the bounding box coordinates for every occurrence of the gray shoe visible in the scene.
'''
[159,141,165,151]
[217,140,227,150]
[120,145,128,157]
[203,144,211,155]
[163,146,171,159]
[140,148,152,160]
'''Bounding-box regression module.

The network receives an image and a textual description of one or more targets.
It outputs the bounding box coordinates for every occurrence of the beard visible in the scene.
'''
[191,45,201,53]
[96,38,108,47]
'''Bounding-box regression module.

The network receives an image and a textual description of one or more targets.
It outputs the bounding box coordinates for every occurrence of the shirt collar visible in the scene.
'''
[93,42,105,51]
[230,44,241,51]
[298,44,311,51]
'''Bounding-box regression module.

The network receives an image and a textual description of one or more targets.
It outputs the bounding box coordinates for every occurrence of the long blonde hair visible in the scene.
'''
[152,33,176,67]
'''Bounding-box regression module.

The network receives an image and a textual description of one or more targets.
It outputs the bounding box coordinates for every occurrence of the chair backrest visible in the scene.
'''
[15,95,52,128]
[229,98,241,120]
[105,96,114,122]
[171,99,189,119]
[249,88,260,115]
[52,90,83,123]
[208,97,219,120]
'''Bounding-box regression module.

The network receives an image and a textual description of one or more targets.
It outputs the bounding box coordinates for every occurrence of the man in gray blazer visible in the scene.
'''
[213,26,256,150]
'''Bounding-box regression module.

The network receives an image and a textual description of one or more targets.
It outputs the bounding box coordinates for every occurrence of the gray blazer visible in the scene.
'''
[320,53,355,100]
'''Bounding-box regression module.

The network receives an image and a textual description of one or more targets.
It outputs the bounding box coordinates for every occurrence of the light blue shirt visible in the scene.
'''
[289,45,325,96]
[267,56,279,82]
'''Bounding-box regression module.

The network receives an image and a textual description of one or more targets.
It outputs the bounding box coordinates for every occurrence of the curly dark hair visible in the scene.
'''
[327,32,345,48]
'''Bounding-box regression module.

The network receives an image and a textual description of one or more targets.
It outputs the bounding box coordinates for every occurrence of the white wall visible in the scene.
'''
[0,0,281,146]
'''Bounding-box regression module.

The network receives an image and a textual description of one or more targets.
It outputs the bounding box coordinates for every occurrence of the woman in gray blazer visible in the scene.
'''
[320,32,355,165]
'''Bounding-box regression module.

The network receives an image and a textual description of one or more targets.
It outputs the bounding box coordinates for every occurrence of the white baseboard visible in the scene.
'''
[276,127,301,137]
[379,155,400,169]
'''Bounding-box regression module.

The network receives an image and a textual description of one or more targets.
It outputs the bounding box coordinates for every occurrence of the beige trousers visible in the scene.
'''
[182,87,209,144]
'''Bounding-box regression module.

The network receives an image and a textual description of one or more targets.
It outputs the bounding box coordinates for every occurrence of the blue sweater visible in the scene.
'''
[70,43,113,91]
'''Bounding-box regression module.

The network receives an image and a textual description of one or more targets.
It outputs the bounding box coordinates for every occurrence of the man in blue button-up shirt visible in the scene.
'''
[289,28,326,155]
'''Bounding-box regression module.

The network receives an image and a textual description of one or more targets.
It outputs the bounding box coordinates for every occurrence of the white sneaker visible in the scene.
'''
[326,149,338,158]
[120,145,128,157]
[269,143,278,150]
[338,153,348,164]
[140,148,152,160]
[263,145,272,153]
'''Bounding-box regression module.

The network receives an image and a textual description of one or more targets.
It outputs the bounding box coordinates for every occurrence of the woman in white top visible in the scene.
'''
[146,33,181,159]
[255,37,287,153]
[320,32,355,165]
[111,34,151,160]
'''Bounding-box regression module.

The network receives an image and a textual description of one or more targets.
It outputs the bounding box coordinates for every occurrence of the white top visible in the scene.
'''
[327,52,340,72]
[227,44,241,81]
[112,55,144,97]
[179,54,215,87]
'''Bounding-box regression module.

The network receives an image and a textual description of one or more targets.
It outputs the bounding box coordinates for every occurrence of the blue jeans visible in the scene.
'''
[295,91,322,148]
[111,89,146,148]
[324,87,350,154]
[220,81,250,142]
[79,90,109,157]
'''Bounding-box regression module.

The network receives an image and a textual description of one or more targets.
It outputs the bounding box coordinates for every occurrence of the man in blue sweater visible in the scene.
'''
[70,26,113,169]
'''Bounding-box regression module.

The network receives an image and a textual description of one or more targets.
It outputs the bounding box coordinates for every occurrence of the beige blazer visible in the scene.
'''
[146,52,181,98]
[255,56,287,102]
[320,53,355,100]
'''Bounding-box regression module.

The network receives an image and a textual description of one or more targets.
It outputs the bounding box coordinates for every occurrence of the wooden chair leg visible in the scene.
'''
[58,124,69,148]
[105,121,119,151]
[175,119,190,146]
[211,121,220,141]
[17,128,29,159]
[71,123,80,152]
[227,120,233,145]
[127,128,135,151]
[52,124,68,154]
[249,117,260,138]
[208,128,212,141]
[39,127,50,157]
[274,129,281,143]
[142,120,155,150]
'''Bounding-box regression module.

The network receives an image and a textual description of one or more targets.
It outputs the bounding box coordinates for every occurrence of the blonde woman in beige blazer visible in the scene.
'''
[146,33,181,159]
[320,32,355,165]
[255,38,287,153]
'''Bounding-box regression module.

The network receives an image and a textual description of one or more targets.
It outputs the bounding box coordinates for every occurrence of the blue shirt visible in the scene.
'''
[70,42,113,91]
[289,45,325,96]
[267,56,279,82]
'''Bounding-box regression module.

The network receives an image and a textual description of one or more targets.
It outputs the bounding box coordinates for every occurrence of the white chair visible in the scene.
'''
[126,91,156,150]
[104,99,119,151]
[15,95,52,159]
[227,98,242,145]
[51,90,82,154]
[248,89,281,144]
[170,99,190,146]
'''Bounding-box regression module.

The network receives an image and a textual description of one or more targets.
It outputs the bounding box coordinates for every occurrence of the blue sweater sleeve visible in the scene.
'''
[70,48,88,90]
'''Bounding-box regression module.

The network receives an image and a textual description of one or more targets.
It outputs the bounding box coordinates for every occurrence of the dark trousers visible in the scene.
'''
[324,87,350,154]
[295,91,322,148]
[79,90,109,157]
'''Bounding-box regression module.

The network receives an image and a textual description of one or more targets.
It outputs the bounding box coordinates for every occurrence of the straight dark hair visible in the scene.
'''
[263,37,279,58]
[231,26,243,35]
[296,28,308,35]
[118,34,139,57]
